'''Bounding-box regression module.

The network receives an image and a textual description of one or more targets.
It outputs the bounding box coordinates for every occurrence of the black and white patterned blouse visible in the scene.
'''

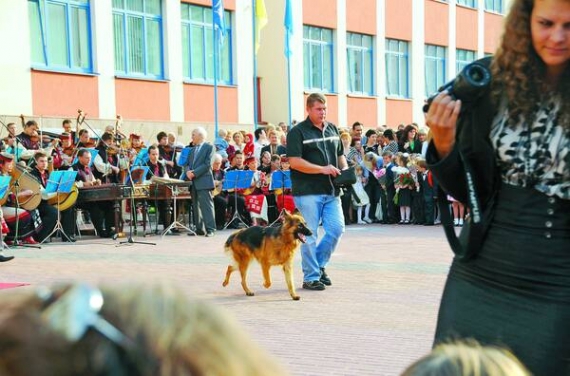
[490,98,570,200]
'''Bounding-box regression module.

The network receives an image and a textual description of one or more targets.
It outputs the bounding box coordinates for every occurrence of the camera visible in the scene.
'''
[423,59,491,113]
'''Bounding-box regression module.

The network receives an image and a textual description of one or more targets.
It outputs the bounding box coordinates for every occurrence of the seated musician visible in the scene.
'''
[157,131,180,179]
[93,132,120,184]
[56,132,75,170]
[30,152,74,242]
[61,119,76,143]
[145,145,174,232]
[212,153,227,230]
[76,129,94,149]
[258,151,272,174]
[128,133,145,163]
[225,150,251,227]
[0,123,17,152]
[15,120,42,160]
[0,153,43,245]
[73,149,116,238]
[274,156,295,215]
[243,157,269,226]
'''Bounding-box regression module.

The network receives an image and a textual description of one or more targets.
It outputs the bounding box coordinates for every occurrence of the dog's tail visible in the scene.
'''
[224,233,236,252]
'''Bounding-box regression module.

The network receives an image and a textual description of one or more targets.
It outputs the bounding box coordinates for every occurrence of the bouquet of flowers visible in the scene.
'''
[373,168,387,186]
[392,166,415,205]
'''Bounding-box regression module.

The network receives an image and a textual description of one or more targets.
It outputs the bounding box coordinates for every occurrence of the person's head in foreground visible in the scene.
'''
[0,282,286,376]
[401,340,531,376]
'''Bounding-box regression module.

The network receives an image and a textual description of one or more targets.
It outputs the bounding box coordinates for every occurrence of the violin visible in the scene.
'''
[161,144,184,154]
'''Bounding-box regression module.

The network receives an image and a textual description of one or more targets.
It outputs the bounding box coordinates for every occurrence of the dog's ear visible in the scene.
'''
[292,208,301,216]
[283,209,291,218]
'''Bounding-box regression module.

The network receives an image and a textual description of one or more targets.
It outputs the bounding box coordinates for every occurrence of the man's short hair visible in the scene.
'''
[193,127,207,139]
[365,129,377,138]
[306,93,326,108]
[78,149,91,158]
[101,132,114,142]
[382,151,393,158]
[352,121,362,130]
[156,131,167,141]
[79,129,89,136]
[254,128,265,140]
[148,145,158,153]
[25,120,38,128]
[34,152,48,161]
[62,119,72,126]
[383,129,395,140]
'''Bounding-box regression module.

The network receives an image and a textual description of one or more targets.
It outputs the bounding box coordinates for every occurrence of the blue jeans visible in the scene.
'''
[293,194,345,282]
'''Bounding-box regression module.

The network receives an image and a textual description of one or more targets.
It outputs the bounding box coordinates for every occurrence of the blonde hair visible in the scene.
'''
[0,282,286,376]
[402,340,531,376]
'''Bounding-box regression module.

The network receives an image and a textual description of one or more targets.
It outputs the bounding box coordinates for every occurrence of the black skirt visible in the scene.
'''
[434,184,570,376]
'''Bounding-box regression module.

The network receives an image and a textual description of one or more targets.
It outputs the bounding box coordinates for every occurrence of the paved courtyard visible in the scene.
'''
[1,223,453,376]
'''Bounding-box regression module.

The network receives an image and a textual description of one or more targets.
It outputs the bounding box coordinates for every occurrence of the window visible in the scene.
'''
[113,0,163,78]
[456,49,476,73]
[346,32,374,95]
[457,0,476,8]
[303,25,334,92]
[181,4,232,84]
[28,0,92,72]
[385,39,409,98]
[485,0,503,13]
[425,44,446,97]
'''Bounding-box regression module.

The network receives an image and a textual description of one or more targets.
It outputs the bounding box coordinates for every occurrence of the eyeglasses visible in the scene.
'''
[38,283,157,373]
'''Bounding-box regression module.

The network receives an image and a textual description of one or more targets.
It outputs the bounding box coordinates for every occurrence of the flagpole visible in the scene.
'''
[287,54,292,128]
[213,18,220,138]
[252,0,258,130]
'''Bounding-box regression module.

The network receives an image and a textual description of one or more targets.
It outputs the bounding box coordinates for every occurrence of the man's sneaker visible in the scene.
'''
[319,268,332,286]
[302,280,326,290]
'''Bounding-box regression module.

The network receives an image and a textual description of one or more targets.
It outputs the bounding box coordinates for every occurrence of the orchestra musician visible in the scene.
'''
[157,131,181,179]
[76,129,95,149]
[72,149,116,238]
[56,132,75,170]
[145,145,175,232]
[93,132,121,184]
[0,153,43,245]
[61,119,76,143]
[29,152,72,242]
[211,153,227,230]
[16,120,41,151]
[260,130,287,157]
[225,150,251,227]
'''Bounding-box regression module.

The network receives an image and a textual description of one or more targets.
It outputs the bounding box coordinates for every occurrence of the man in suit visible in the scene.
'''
[260,130,287,157]
[183,127,216,237]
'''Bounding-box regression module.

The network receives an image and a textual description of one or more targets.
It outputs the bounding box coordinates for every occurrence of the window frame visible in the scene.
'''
[346,32,374,96]
[485,0,504,13]
[457,0,477,8]
[456,48,476,73]
[425,44,447,98]
[28,0,93,73]
[180,3,233,85]
[112,0,164,79]
[384,38,410,98]
[303,25,335,92]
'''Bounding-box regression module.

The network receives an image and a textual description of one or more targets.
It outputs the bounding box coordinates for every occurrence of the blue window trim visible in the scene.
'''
[385,39,409,98]
[113,1,164,79]
[346,32,374,96]
[425,44,447,97]
[457,0,477,8]
[303,25,335,93]
[29,0,94,74]
[181,4,233,85]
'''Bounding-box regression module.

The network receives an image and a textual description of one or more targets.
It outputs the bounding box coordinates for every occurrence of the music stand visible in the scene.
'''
[0,176,12,251]
[269,170,292,227]
[223,170,254,230]
[41,170,77,244]
[161,181,195,238]
[177,147,191,166]
[132,148,149,167]
[118,164,155,247]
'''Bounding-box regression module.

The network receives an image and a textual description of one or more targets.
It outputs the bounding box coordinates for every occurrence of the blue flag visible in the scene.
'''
[212,0,225,44]
[284,0,293,57]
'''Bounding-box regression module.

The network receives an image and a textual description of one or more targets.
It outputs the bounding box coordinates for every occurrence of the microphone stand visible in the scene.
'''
[117,162,155,247]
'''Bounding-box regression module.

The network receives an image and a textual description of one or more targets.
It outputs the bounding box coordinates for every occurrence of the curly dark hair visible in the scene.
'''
[491,0,570,129]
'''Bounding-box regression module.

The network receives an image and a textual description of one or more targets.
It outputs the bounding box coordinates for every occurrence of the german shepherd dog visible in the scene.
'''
[222,210,312,300]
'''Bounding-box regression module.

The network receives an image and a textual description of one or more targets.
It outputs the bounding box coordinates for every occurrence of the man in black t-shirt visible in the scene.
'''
[287,93,347,291]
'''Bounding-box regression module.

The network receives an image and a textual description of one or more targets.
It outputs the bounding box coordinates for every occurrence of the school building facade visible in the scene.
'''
[0,0,509,140]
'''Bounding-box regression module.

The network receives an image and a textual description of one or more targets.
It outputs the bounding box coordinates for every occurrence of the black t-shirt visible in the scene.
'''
[286,117,343,196]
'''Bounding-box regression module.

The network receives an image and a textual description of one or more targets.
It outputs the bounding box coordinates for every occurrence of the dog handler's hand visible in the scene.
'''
[322,165,341,177]
[425,90,461,159]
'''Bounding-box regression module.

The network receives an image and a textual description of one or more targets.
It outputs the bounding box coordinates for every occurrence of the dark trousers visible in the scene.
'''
[386,185,398,223]
[191,187,216,233]
[424,194,435,224]
[36,201,58,242]
[213,194,228,228]
[85,201,115,236]
[412,189,425,224]
[364,182,382,221]
[341,188,352,223]
[60,208,76,237]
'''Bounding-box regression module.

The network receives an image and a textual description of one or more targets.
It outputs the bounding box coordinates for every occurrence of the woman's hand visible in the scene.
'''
[425,91,461,159]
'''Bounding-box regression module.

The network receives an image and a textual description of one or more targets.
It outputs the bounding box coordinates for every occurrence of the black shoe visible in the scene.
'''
[0,254,14,262]
[188,230,205,236]
[320,268,332,286]
[62,236,76,243]
[170,228,180,234]
[205,231,215,237]
[302,280,326,291]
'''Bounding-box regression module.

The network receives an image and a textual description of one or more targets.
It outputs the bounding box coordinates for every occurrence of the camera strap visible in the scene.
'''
[436,150,495,260]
